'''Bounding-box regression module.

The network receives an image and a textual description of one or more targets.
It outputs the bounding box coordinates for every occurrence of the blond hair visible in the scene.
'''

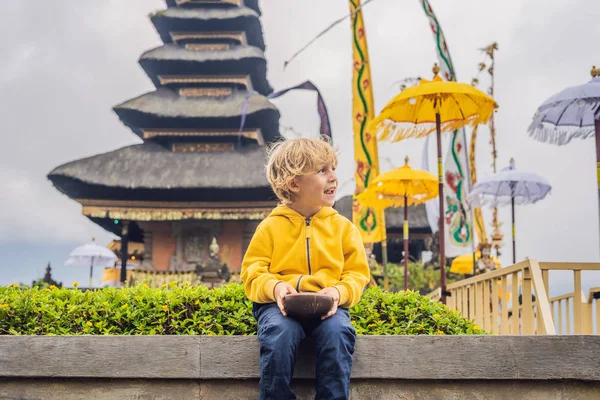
[265,136,338,204]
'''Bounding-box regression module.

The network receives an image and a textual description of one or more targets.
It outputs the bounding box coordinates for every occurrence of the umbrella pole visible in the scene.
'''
[120,223,129,284]
[382,240,389,291]
[436,112,447,304]
[404,195,409,291]
[596,119,600,253]
[89,256,94,288]
[512,195,516,264]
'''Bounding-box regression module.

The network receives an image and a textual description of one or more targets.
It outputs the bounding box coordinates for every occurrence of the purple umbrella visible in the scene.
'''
[528,66,600,249]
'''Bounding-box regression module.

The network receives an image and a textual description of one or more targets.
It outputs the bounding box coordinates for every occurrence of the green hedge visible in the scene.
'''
[372,262,460,295]
[0,283,484,336]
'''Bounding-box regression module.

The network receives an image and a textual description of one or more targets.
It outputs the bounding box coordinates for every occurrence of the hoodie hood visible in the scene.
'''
[268,205,338,221]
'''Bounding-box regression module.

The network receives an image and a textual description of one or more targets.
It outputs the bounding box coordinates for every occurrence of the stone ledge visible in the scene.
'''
[1,336,599,381]
[2,379,600,400]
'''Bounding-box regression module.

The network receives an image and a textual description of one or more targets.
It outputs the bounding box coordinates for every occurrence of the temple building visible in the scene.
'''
[48,0,280,281]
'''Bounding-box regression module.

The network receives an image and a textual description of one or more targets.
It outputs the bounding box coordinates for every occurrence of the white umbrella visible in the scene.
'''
[528,70,600,145]
[468,159,552,264]
[65,239,117,288]
[528,66,600,249]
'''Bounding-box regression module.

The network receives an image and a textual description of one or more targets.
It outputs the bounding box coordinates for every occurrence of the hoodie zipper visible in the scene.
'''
[305,217,312,275]
[296,217,312,292]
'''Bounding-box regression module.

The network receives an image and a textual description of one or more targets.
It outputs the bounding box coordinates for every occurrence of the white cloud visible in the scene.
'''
[0,168,115,244]
[0,43,38,84]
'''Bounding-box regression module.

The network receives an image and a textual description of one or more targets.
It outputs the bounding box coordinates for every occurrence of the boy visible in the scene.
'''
[241,137,370,400]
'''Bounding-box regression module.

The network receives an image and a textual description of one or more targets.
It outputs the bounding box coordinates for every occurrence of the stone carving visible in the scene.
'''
[195,237,230,283]
[183,234,205,263]
[476,242,497,275]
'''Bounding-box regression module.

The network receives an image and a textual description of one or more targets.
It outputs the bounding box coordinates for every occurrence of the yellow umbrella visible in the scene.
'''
[368,64,497,304]
[370,163,439,205]
[450,251,501,275]
[371,71,497,142]
[358,157,438,291]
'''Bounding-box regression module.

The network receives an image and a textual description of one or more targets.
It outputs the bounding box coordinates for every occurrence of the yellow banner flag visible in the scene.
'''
[350,0,386,243]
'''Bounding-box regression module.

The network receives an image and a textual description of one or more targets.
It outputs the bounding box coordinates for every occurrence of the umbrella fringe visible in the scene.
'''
[528,98,600,145]
[375,114,491,143]
[528,121,595,146]
[468,193,549,208]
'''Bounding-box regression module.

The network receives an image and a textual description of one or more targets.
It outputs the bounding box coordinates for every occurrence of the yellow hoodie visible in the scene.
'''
[241,206,370,308]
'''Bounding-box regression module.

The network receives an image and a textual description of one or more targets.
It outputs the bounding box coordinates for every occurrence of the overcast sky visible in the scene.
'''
[0,0,598,289]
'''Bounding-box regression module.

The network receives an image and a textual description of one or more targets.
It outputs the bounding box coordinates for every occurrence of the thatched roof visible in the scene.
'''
[48,142,270,191]
[334,195,431,230]
[152,7,265,50]
[163,0,261,15]
[115,87,275,118]
[139,44,271,95]
[113,88,280,142]
[141,43,264,62]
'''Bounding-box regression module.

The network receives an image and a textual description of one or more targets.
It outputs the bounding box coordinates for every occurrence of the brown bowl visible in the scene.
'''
[283,293,334,320]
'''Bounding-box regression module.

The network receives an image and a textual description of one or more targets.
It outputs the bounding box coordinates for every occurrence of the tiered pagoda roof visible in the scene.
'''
[164,0,261,15]
[113,87,278,141]
[49,0,280,238]
[139,44,271,94]
[151,7,265,50]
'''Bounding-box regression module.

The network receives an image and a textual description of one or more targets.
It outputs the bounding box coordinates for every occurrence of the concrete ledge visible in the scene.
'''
[1,379,600,400]
[1,336,599,380]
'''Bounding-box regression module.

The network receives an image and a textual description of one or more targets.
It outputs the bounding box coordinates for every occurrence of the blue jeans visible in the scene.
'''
[252,302,356,400]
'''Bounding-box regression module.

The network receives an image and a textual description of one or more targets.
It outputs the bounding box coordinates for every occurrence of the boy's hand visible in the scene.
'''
[274,282,297,316]
[318,287,340,320]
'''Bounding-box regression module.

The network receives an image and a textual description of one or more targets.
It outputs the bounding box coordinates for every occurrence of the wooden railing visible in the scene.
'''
[428,259,600,335]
